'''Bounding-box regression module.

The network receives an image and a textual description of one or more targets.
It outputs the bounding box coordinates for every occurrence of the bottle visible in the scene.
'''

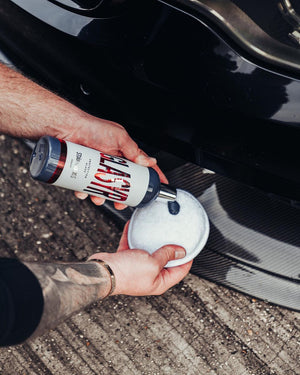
[29,136,177,207]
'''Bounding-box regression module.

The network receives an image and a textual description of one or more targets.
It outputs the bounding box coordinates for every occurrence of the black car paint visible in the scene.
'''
[2,0,300,200]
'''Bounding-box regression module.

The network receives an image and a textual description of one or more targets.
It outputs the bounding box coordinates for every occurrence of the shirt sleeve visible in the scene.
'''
[0,258,44,346]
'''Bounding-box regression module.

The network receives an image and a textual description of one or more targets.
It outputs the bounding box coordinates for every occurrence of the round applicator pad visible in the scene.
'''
[128,189,210,267]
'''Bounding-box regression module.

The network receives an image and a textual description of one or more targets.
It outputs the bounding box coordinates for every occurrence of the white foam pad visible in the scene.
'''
[128,189,209,267]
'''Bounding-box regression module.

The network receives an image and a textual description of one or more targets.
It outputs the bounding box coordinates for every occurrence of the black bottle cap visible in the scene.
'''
[29,136,63,183]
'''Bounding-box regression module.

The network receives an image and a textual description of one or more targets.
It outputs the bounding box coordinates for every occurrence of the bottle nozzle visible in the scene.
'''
[158,184,177,202]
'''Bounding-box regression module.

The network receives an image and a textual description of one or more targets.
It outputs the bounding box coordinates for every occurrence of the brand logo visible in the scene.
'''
[83,153,131,202]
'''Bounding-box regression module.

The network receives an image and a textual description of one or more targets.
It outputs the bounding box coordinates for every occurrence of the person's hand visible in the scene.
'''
[61,114,168,210]
[88,222,193,296]
[0,63,167,210]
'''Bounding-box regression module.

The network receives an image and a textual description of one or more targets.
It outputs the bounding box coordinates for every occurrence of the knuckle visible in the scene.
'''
[119,127,129,137]
[163,246,175,261]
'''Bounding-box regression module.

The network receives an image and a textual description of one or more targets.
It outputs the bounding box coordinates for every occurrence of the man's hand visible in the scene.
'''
[88,222,193,296]
[0,63,167,210]
[63,114,168,210]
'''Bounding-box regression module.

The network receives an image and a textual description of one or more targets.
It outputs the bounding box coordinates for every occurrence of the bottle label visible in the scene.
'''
[53,141,149,206]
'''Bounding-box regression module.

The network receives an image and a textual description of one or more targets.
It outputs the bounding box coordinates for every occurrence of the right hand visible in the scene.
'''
[0,63,167,210]
[69,116,168,210]
[88,222,193,296]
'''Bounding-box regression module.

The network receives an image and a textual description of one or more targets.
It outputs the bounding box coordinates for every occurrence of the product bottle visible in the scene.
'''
[29,136,176,207]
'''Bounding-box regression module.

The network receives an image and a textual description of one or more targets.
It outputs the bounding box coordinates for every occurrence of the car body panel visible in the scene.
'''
[3,0,300,200]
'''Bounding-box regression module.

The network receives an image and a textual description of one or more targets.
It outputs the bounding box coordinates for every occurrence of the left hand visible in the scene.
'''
[88,222,193,296]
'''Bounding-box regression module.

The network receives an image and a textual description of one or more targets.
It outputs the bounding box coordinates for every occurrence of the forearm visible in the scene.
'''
[0,63,161,178]
[0,63,84,139]
[24,261,112,339]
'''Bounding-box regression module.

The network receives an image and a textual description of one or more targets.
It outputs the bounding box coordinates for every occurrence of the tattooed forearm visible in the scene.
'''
[24,261,112,338]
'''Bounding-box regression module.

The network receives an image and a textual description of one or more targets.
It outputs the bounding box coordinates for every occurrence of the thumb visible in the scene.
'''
[119,135,155,167]
[151,245,186,269]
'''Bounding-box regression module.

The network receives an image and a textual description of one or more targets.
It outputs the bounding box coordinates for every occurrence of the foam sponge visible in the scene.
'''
[128,189,209,267]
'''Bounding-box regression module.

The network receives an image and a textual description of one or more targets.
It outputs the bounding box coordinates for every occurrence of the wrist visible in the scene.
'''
[88,259,116,297]
[88,253,121,296]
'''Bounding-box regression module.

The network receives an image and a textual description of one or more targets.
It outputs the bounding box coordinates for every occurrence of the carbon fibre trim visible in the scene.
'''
[168,164,300,281]
[168,163,300,310]
[104,162,300,310]
[191,247,300,311]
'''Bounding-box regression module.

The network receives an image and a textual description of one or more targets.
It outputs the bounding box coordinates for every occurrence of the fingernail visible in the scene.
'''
[76,192,88,200]
[175,249,186,259]
[92,197,105,206]
[148,157,157,165]
[115,204,128,211]
[136,154,157,166]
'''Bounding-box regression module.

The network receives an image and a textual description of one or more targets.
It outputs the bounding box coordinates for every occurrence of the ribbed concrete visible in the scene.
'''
[0,135,299,375]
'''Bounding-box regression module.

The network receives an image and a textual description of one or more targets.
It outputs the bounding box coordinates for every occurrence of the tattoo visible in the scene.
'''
[24,261,111,339]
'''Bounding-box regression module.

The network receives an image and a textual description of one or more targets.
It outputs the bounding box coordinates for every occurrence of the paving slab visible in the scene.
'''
[0,135,299,375]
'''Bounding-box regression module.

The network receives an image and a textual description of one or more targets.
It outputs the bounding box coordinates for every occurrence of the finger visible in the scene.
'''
[114,202,128,210]
[134,150,168,183]
[75,191,88,200]
[134,152,157,167]
[117,221,130,252]
[119,135,168,182]
[91,196,105,206]
[151,245,186,270]
[156,260,193,293]
[126,145,157,168]
[119,134,142,162]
